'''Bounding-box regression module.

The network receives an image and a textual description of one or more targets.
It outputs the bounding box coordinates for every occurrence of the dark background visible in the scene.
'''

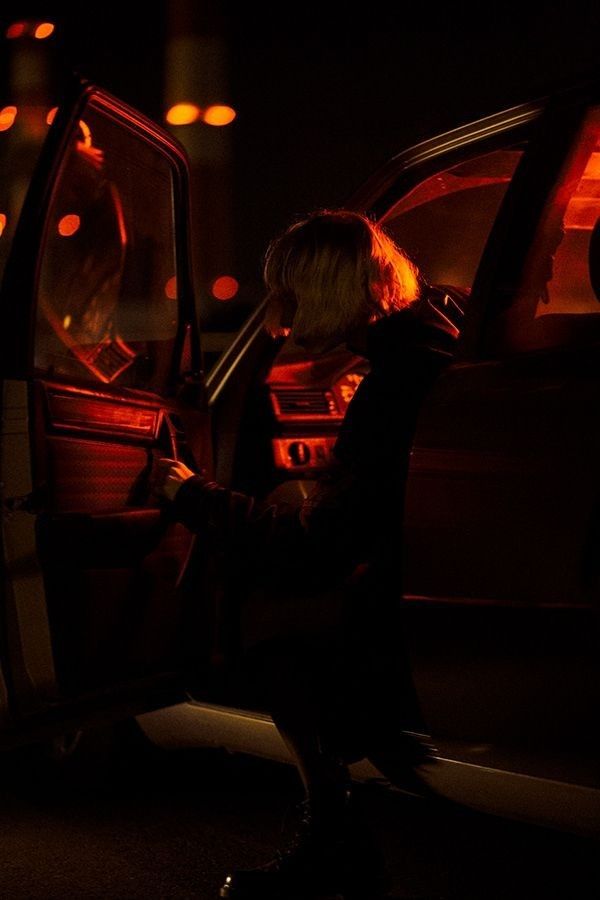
[3,1,600,323]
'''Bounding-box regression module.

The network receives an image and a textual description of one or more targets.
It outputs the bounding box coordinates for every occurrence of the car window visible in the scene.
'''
[380,148,524,291]
[34,101,179,392]
[0,100,50,290]
[490,108,600,354]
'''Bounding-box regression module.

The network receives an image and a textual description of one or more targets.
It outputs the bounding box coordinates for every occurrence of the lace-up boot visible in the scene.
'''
[218,792,386,899]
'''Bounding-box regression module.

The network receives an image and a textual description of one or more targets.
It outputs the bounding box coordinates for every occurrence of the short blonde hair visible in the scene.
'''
[263,209,420,342]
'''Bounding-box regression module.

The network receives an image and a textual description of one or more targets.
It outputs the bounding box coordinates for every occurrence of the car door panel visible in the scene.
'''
[402,360,600,757]
[400,98,600,776]
[31,378,202,696]
[0,80,214,731]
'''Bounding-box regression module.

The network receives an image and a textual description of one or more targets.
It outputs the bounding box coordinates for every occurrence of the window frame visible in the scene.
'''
[348,100,546,361]
[34,99,181,393]
[0,79,200,394]
[483,103,600,358]
[475,89,600,361]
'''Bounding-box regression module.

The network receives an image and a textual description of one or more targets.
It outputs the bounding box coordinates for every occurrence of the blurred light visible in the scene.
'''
[0,106,17,132]
[582,151,600,179]
[166,104,202,126]
[58,214,81,237]
[203,105,236,127]
[211,276,239,301]
[6,22,26,39]
[34,22,55,39]
[46,107,58,125]
[63,315,72,330]
[0,214,6,236]
[165,276,178,300]
[79,119,92,148]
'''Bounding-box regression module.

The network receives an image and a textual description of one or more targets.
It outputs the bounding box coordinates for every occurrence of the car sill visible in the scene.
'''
[137,701,600,839]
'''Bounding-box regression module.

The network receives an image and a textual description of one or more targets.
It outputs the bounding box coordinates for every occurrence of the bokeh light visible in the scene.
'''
[211,276,239,301]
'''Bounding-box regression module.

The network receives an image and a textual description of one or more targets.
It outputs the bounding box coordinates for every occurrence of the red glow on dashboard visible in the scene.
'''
[272,437,336,470]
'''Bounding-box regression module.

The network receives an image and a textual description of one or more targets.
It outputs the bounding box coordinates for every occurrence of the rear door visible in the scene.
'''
[0,80,213,731]
[400,86,600,783]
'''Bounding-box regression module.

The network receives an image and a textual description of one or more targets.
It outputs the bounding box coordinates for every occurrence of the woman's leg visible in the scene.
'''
[218,642,386,899]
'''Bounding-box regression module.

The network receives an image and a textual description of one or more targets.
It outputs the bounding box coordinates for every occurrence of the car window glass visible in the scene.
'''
[0,100,50,291]
[380,148,523,292]
[34,100,179,392]
[490,108,600,354]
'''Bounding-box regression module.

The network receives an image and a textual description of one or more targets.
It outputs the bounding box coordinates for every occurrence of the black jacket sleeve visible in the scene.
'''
[170,317,455,587]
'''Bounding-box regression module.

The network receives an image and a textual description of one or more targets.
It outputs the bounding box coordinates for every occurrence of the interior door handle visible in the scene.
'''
[158,411,178,460]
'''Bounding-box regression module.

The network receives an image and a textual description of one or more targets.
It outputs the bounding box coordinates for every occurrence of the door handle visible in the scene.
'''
[157,411,178,460]
[130,412,180,507]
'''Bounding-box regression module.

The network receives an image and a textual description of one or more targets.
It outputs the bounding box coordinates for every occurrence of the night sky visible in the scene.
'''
[3,2,600,319]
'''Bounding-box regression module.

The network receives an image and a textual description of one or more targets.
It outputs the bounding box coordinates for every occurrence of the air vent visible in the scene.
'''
[271,389,339,418]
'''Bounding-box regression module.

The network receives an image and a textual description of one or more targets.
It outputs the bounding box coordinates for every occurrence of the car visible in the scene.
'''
[1,73,599,838]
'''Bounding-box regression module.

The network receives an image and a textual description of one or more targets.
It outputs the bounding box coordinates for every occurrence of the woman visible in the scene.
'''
[157,210,458,899]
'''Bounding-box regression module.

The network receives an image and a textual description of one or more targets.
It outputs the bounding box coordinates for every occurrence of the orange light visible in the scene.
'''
[79,119,92,148]
[46,107,58,125]
[0,106,17,132]
[0,214,6,236]
[203,105,236,127]
[165,276,178,300]
[211,276,239,301]
[63,315,72,330]
[582,151,600,180]
[58,215,81,237]
[6,22,26,39]
[166,104,202,126]
[34,23,55,39]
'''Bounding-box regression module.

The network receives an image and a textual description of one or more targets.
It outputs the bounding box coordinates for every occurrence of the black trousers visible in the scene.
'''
[236,575,423,765]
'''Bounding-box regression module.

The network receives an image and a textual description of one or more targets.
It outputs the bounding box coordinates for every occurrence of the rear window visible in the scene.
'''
[381,148,524,290]
[34,99,180,393]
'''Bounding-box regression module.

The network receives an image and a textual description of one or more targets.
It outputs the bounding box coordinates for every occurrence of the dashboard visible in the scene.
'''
[266,343,369,474]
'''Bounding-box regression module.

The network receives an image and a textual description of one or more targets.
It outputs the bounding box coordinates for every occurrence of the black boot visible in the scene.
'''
[218,793,387,899]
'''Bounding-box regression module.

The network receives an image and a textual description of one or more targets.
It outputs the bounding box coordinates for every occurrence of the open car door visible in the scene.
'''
[0,78,215,740]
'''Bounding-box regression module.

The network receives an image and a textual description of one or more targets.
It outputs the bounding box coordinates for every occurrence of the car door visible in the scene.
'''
[0,79,215,735]
[399,86,600,783]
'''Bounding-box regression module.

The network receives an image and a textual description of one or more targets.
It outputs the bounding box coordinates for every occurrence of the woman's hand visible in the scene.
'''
[154,457,197,502]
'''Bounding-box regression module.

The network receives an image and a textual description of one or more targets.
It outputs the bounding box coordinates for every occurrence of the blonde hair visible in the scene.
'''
[263,209,420,342]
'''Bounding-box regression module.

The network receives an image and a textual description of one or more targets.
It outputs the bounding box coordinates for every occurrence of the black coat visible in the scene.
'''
[173,300,457,760]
